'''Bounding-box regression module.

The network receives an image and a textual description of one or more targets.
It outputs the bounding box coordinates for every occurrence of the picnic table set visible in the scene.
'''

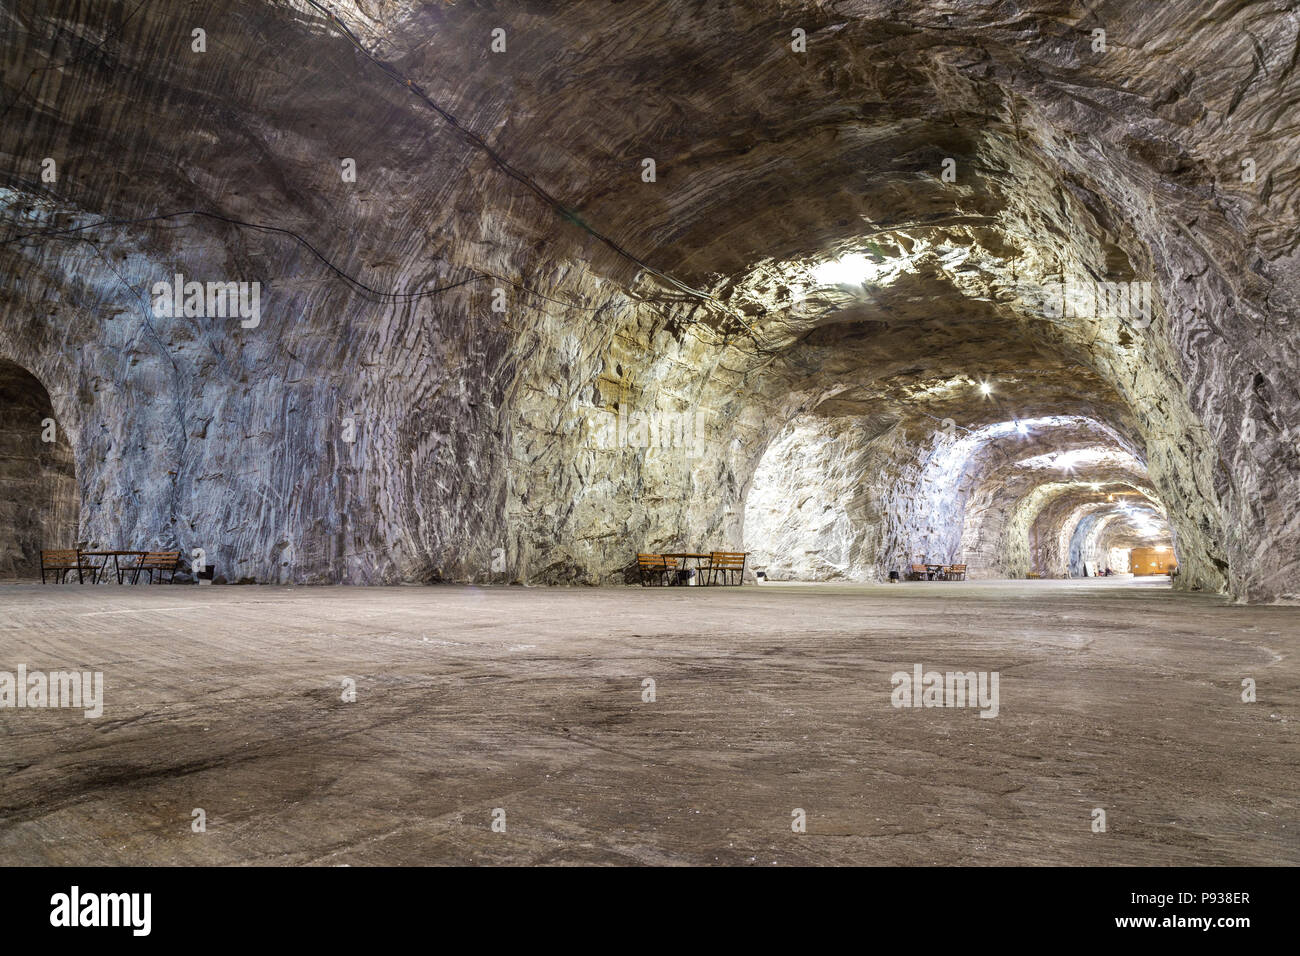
[907,563,967,581]
[636,551,749,586]
[40,549,183,585]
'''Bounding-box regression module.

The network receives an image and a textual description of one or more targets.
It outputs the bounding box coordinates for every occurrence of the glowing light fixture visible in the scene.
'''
[1090,482,1101,491]
[1015,421,1029,435]
[979,382,993,396]
[812,253,880,287]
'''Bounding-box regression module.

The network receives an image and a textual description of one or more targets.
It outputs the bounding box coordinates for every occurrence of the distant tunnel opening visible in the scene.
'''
[0,360,77,579]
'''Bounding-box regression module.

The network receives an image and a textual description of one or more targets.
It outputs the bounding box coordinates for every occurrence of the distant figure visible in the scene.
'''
[1103,566,1113,576]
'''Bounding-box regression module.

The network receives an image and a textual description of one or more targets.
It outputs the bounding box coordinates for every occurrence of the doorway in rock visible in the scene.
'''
[1129,545,1179,577]
[0,360,77,579]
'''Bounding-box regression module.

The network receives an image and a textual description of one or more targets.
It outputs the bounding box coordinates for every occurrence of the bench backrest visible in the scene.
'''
[41,549,80,567]
[139,551,181,569]
[910,564,927,573]
[710,552,746,569]
[636,553,664,567]
[949,564,967,572]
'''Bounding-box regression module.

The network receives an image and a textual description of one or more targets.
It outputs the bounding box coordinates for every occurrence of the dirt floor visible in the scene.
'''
[0,576,1295,865]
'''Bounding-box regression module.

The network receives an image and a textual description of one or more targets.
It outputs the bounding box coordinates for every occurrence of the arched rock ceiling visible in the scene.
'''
[955,423,1159,577]
[0,0,1296,599]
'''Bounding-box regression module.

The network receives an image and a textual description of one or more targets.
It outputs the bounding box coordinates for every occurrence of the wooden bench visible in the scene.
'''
[129,551,182,585]
[636,553,677,587]
[908,564,929,581]
[946,564,967,581]
[704,551,747,586]
[41,549,99,584]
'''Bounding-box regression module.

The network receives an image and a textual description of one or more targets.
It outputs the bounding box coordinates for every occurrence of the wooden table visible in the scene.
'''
[662,552,753,586]
[661,553,712,585]
[82,550,147,584]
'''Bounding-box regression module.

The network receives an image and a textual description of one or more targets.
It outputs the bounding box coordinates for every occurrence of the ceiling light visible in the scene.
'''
[1091,482,1101,491]
[812,253,880,287]
[1015,421,1029,435]
[979,382,992,396]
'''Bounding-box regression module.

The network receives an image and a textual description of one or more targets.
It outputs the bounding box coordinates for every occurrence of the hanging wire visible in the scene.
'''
[1,0,771,346]
[0,202,614,311]
[296,0,764,341]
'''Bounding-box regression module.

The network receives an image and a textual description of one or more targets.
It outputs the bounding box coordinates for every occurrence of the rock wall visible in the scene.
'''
[0,0,1296,601]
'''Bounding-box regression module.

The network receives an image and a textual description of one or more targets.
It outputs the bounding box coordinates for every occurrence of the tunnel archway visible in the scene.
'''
[0,359,77,579]
[1067,507,1175,576]
[740,402,1179,583]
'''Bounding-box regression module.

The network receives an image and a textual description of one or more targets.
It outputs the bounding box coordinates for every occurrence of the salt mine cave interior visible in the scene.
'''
[0,0,1296,872]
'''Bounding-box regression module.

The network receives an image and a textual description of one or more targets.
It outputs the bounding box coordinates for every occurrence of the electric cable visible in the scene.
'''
[0,204,604,311]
